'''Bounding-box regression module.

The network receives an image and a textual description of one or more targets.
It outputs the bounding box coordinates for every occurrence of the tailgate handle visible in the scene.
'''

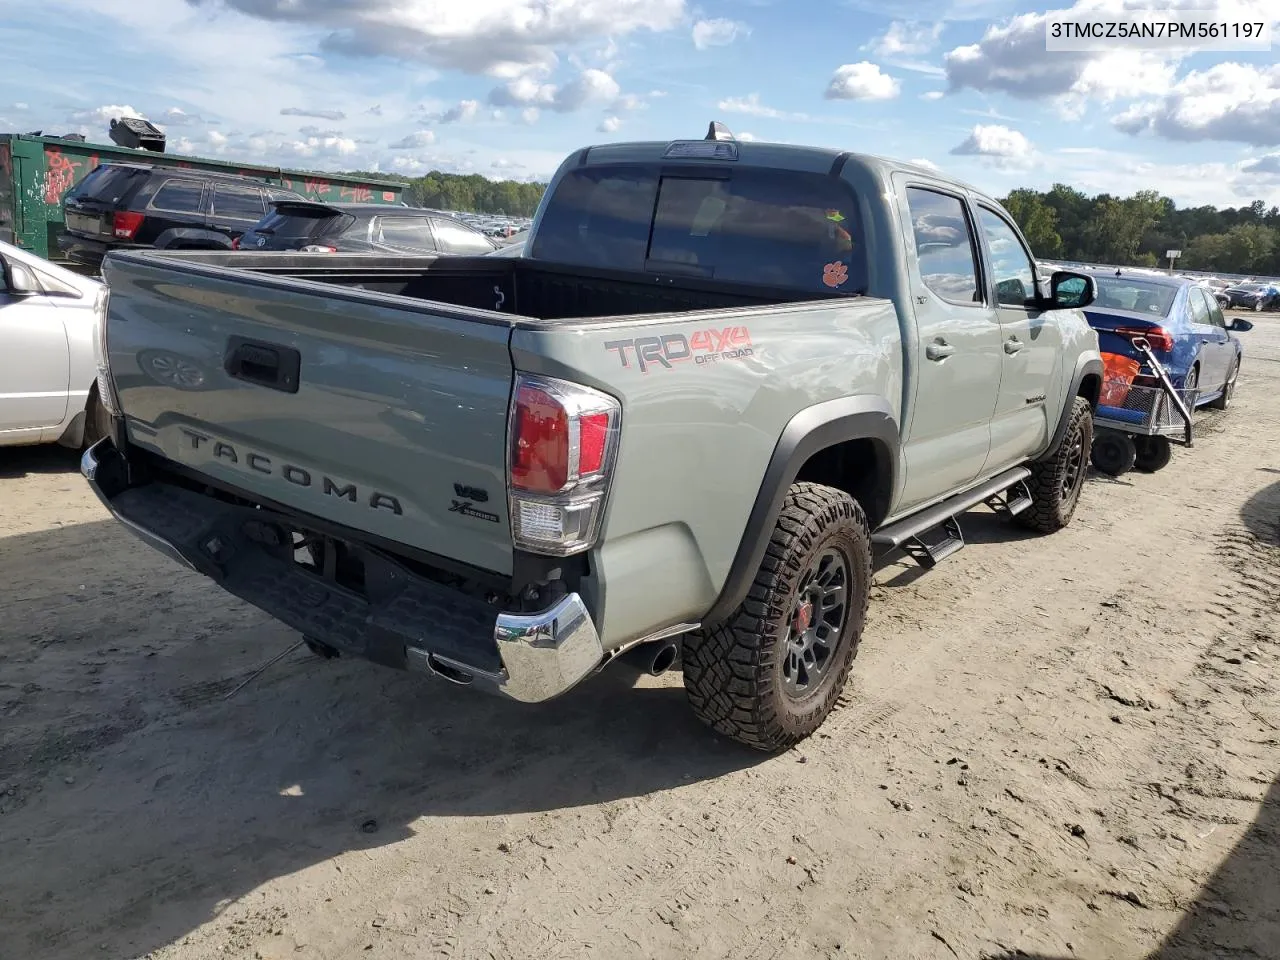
[225,337,301,394]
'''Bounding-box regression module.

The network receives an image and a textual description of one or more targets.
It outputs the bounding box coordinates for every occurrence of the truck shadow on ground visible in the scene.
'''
[0,518,766,960]
[0,444,82,478]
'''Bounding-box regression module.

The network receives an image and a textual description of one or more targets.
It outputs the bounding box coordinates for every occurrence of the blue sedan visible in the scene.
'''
[1084,272,1251,409]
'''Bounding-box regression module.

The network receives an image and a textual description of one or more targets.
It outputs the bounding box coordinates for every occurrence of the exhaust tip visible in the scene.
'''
[650,642,679,676]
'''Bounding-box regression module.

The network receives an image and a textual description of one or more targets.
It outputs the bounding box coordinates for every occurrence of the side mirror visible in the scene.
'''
[1046,270,1096,310]
[1,258,42,296]
[1230,318,1254,332]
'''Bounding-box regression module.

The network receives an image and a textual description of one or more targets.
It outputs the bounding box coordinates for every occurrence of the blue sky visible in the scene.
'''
[2,0,1278,207]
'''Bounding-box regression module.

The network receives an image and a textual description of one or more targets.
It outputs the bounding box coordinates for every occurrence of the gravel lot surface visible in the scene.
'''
[2,314,1278,960]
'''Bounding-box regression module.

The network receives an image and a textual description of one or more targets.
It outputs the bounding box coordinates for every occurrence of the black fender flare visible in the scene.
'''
[153,227,233,250]
[701,395,900,626]
[1036,353,1102,462]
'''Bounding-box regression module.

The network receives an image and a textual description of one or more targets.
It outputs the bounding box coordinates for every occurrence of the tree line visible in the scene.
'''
[340,167,1278,275]
[338,169,546,217]
[1001,186,1280,276]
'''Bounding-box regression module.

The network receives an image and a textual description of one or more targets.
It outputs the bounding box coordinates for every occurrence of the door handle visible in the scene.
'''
[1004,336,1023,355]
[925,339,954,361]
[225,337,301,393]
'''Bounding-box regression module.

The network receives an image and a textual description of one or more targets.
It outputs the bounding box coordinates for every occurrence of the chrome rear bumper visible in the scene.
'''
[82,438,605,703]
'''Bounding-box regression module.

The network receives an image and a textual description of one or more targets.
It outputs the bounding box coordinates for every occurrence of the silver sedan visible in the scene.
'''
[0,240,109,449]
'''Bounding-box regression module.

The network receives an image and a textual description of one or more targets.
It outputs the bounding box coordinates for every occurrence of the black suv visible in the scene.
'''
[58,162,305,268]
[236,201,499,255]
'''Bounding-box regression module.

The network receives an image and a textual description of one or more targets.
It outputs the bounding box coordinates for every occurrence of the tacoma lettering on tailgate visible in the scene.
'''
[179,429,403,515]
[604,326,754,374]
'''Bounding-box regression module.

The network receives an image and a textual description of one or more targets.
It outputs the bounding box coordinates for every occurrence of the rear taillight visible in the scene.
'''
[112,211,144,240]
[1115,325,1174,352]
[507,373,620,556]
[300,244,337,253]
[92,287,121,416]
[230,236,241,250]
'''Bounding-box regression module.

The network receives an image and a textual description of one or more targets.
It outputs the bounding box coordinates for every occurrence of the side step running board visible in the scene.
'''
[872,467,1033,568]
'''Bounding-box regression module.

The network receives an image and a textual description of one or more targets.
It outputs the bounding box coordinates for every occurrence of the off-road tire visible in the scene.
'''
[682,482,872,753]
[1017,396,1093,533]
[1207,359,1239,411]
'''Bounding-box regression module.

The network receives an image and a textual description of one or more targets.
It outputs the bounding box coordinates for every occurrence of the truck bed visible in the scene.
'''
[136,250,804,324]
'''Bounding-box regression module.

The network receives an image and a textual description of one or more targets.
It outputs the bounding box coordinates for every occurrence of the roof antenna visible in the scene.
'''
[705,121,735,141]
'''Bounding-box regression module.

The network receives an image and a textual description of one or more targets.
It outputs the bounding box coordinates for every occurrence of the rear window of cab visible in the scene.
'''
[531,165,867,296]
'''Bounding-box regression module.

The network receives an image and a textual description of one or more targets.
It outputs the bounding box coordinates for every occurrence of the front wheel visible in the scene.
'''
[682,482,872,753]
[1207,359,1239,411]
[1017,396,1093,533]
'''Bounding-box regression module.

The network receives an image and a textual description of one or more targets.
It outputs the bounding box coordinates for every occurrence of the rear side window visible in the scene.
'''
[213,184,267,221]
[70,165,145,204]
[906,187,981,306]
[150,179,204,214]
[374,216,437,251]
[432,218,496,254]
[254,206,350,240]
[1188,286,1212,325]
[532,165,867,295]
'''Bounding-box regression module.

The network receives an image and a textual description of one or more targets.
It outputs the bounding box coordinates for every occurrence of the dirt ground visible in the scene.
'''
[2,315,1278,960]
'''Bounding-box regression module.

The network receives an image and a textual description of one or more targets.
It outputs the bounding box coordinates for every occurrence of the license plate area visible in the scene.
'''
[65,211,103,235]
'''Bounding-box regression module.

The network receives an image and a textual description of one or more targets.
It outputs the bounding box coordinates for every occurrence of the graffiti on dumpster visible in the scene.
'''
[340,184,372,202]
[42,147,102,205]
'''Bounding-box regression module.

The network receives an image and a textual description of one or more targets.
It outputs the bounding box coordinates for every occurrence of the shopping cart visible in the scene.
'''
[1090,337,1196,476]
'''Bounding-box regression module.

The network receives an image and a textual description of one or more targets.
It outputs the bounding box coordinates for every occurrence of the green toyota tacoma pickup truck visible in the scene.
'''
[83,126,1103,751]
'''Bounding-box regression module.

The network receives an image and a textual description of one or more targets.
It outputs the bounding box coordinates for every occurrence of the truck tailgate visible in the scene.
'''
[103,252,517,575]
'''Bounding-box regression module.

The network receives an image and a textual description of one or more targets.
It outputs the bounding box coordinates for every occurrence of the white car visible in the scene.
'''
[0,240,110,449]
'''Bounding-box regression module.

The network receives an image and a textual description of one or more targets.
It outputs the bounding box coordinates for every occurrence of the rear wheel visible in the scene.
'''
[1207,358,1239,411]
[1091,428,1137,477]
[1133,435,1173,473]
[1017,396,1092,533]
[682,482,872,753]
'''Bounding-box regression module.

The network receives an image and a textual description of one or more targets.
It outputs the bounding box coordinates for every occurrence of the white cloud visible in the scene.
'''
[736,131,757,141]
[440,99,480,123]
[950,123,1035,165]
[1112,63,1280,146]
[520,107,541,124]
[389,130,437,149]
[716,92,791,118]
[612,92,648,111]
[488,68,620,113]
[940,0,1278,117]
[367,104,383,116]
[280,106,347,120]
[909,157,942,171]
[12,102,29,110]
[825,63,901,101]
[598,115,621,133]
[69,104,146,127]
[866,21,942,58]
[200,0,687,77]
[921,90,945,101]
[280,135,358,157]
[159,107,197,126]
[692,18,746,50]
[1241,153,1280,177]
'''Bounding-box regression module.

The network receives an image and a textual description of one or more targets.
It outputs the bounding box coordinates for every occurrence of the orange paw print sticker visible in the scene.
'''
[822,261,849,288]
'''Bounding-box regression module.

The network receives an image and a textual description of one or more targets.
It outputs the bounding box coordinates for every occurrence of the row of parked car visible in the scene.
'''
[55,161,524,268]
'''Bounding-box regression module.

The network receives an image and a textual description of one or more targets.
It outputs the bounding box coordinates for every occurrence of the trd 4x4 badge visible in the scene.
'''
[604,326,754,373]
